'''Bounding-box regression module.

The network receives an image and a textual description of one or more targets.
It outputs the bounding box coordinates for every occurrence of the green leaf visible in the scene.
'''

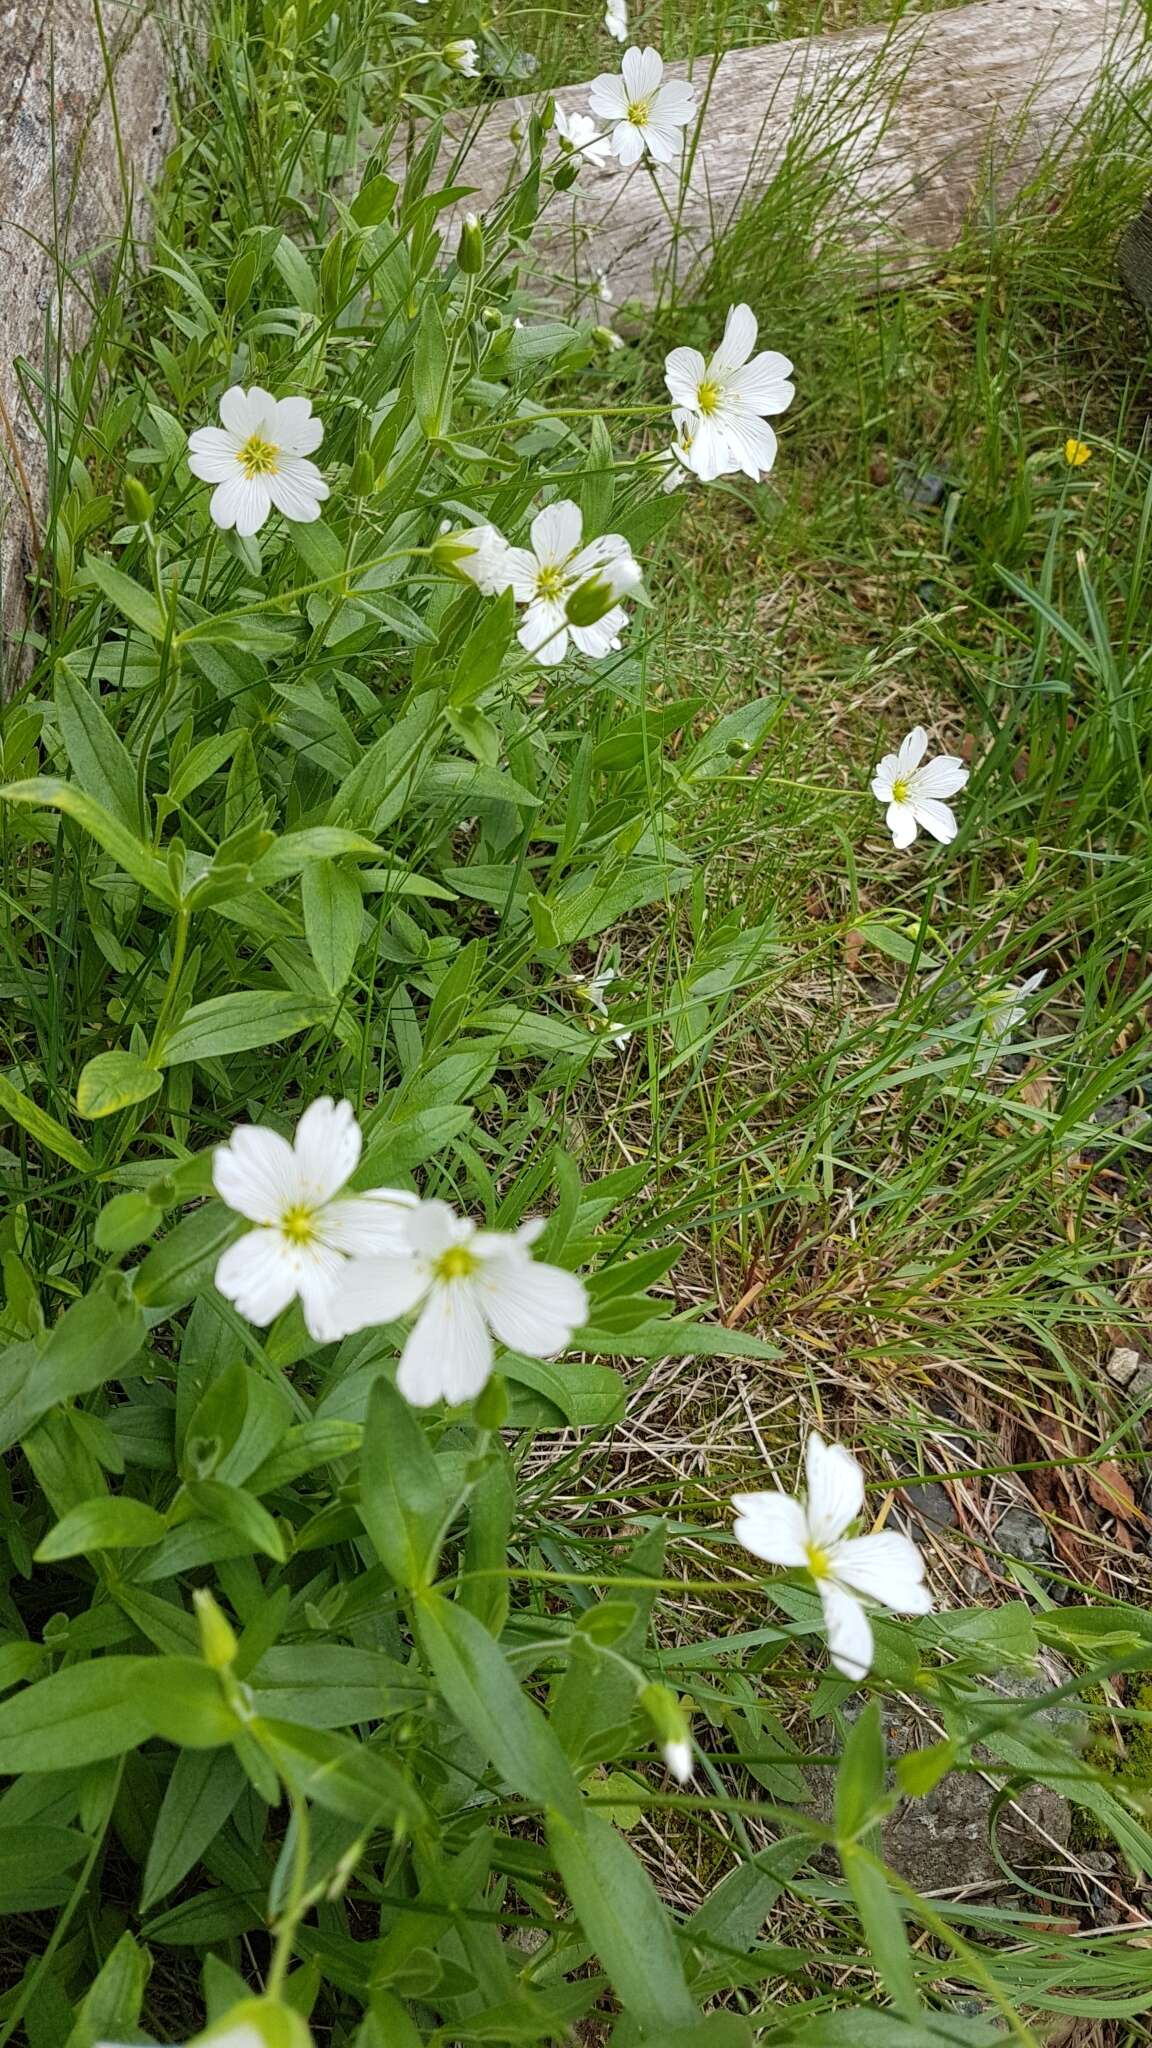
[0,777,178,904]
[547,1807,699,2033]
[255,1718,429,1833]
[0,1284,146,1456]
[413,291,449,437]
[76,1049,163,1119]
[83,555,169,639]
[0,1656,154,1771]
[450,587,515,706]
[35,1495,167,1561]
[133,1657,241,1746]
[835,1699,888,1839]
[158,991,333,1065]
[358,1376,448,1591]
[63,1928,149,2048]
[0,1068,95,1170]
[133,1204,239,1311]
[55,663,141,831]
[415,1588,582,1821]
[302,859,363,993]
[140,1745,248,1909]
[185,1478,288,1561]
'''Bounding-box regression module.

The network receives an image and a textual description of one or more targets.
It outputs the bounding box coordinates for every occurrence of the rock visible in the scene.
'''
[901,1480,957,1531]
[810,1679,1073,1892]
[896,462,951,508]
[995,1505,1054,1565]
[1105,1346,1149,1389]
[0,0,172,672]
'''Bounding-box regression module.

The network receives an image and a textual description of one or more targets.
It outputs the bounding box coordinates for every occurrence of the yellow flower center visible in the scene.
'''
[239,432,280,478]
[696,378,723,416]
[435,1244,479,1281]
[626,97,652,125]
[535,563,567,601]
[280,1204,316,1245]
[805,1541,831,1579]
[891,777,909,804]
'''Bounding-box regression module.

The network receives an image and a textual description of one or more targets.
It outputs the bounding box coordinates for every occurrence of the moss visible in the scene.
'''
[1070,1683,1152,1851]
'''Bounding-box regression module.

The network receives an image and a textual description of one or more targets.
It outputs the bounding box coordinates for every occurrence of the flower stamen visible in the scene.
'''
[535,563,567,601]
[435,1244,480,1281]
[695,377,722,416]
[239,432,280,478]
[626,96,651,125]
[280,1204,317,1246]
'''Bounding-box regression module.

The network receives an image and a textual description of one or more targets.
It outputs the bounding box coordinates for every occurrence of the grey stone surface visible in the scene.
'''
[0,0,173,672]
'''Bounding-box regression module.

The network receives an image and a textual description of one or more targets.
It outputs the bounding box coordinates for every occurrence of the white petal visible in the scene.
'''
[870,756,900,801]
[214,1124,301,1222]
[664,346,706,409]
[293,1096,360,1205]
[219,385,265,436]
[529,499,583,569]
[569,608,628,658]
[396,1284,493,1406]
[186,427,242,482]
[214,1228,299,1325]
[404,1198,466,1258]
[714,408,778,479]
[324,1253,430,1335]
[295,1243,351,1341]
[317,1191,419,1255]
[910,797,958,843]
[518,599,569,665]
[499,544,541,604]
[266,458,329,523]
[209,473,271,536]
[271,395,323,454]
[819,1580,873,1682]
[640,120,680,165]
[709,304,758,377]
[622,45,662,98]
[832,1532,932,1614]
[805,1433,864,1546]
[895,726,929,777]
[680,413,733,482]
[726,354,795,413]
[909,755,969,800]
[588,75,628,120]
[652,78,697,120]
[886,799,918,848]
[454,524,515,595]
[610,119,646,166]
[475,1250,588,1354]
[731,1490,809,1566]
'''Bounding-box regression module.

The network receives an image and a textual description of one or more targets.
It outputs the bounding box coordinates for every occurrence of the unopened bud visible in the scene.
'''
[433,523,510,596]
[592,324,625,352]
[193,1586,238,1670]
[639,1681,693,1782]
[443,36,479,76]
[566,554,641,627]
[474,1373,508,1430]
[123,476,153,525]
[348,448,376,495]
[457,210,485,275]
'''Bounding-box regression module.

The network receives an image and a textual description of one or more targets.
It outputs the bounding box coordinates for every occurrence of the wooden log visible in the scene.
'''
[441,0,1144,306]
[0,0,172,671]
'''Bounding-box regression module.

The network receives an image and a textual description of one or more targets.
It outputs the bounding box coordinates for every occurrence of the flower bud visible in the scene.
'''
[193,1586,238,1670]
[480,304,503,330]
[432,523,510,596]
[443,36,479,76]
[566,553,641,627]
[123,476,154,525]
[592,324,625,352]
[638,1682,693,1782]
[348,447,376,496]
[474,1373,508,1430]
[457,210,485,275]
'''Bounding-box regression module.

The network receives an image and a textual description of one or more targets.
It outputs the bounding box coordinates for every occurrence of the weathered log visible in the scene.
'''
[442,0,1144,306]
[0,0,172,671]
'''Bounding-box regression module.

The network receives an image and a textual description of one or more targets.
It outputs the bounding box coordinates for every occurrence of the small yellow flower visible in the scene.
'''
[1064,438,1091,467]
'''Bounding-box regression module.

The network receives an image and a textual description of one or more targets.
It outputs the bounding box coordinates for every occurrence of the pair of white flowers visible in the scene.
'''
[550,48,695,174]
[663,302,795,486]
[213,1098,587,1406]
[734,1433,932,1680]
[450,499,641,666]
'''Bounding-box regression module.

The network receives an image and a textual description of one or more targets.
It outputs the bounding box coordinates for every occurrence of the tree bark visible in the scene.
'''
[0,0,172,671]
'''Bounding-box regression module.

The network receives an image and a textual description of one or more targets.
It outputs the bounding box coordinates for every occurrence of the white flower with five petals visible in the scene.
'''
[588,47,697,167]
[664,305,794,482]
[870,726,969,848]
[213,1099,416,1342]
[332,1199,589,1406]
[454,500,641,666]
[732,1433,932,1682]
[187,387,329,536]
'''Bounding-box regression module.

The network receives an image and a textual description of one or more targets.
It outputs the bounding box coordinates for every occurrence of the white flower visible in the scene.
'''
[596,270,614,305]
[444,36,479,75]
[733,1433,932,1682]
[187,387,329,537]
[660,405,742,492]
[553,106,612,168]
[974,969,1046,1042]
[331,1199,589,1406]
[98,2031,263,2048]
[664,305,794,482]
[604,0,627,40]
[213,1098,417,1343]
[588,47,697,167]
[663,1738,694,1783]
[571,968,631,1050]
[455,500,641,666]
[440,522,513,595]
[870,726,969,848]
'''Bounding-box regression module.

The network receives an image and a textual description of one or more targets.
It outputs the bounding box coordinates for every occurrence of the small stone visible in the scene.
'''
[995,1505,1053,1564]
[902,1480,957,1530]
[1106,1346,1144,1388]
[896,461,951,508]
